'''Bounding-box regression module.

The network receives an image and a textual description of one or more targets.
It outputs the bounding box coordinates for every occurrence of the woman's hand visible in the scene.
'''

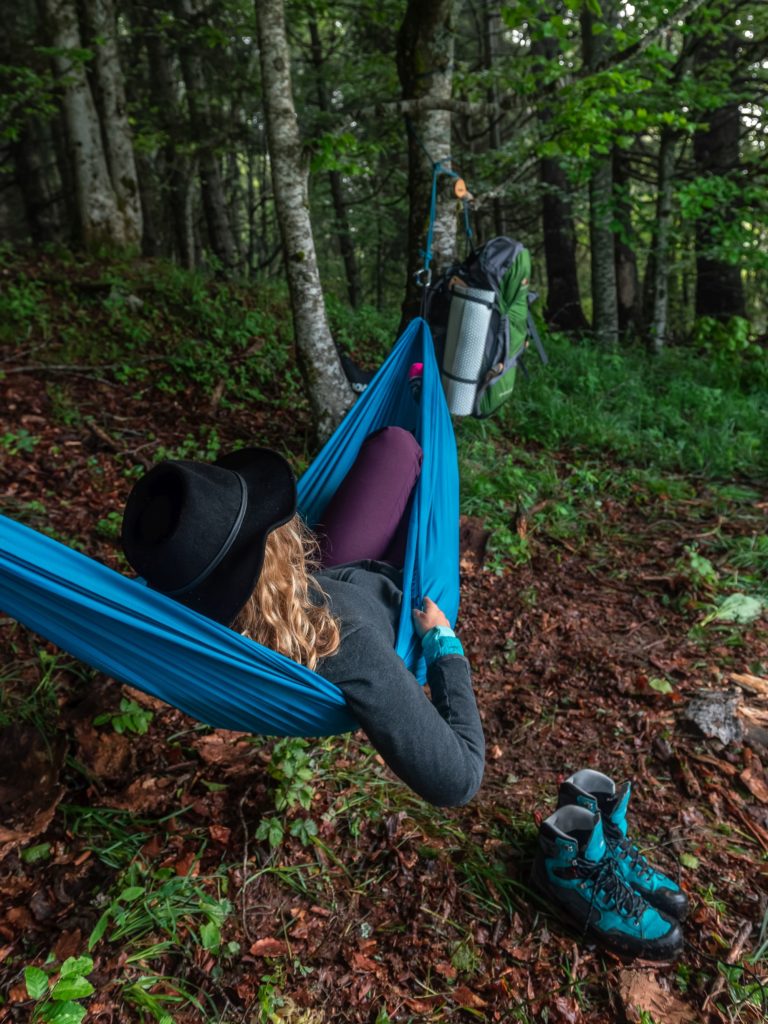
[412,596,451,638]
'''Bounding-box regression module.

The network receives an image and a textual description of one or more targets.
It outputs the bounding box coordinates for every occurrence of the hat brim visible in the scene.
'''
[176,448,297,626]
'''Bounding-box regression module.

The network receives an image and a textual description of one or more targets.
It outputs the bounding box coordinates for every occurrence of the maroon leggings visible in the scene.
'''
[318,427,423,568]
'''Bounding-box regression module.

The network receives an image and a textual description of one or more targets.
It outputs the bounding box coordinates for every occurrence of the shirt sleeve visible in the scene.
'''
[323,624,485,807]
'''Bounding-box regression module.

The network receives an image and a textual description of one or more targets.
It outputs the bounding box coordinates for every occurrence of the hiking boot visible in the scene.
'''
[531,806,684,961]
[558,769,689,922]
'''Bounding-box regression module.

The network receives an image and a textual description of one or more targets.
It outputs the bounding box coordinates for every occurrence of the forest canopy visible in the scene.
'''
[0,0,766,360]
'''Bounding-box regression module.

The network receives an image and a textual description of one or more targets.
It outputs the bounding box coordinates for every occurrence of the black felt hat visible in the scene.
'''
[121,448,297,625]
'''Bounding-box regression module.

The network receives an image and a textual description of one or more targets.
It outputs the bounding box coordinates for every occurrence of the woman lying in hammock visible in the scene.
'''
[121,426,485,807]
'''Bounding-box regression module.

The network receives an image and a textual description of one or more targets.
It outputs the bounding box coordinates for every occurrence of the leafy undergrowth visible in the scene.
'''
[1,253,767,1023]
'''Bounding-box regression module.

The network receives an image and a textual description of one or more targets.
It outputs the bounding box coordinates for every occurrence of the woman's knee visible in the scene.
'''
[363,426,423,473]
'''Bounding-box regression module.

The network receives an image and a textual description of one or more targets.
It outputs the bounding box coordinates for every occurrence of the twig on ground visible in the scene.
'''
[86,420,153,471]
[239,792,253,944]
[702,919,754,1012]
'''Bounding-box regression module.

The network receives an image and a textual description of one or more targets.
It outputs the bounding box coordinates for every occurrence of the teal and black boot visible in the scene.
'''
[531,805,684,961]
[558,769,689,922]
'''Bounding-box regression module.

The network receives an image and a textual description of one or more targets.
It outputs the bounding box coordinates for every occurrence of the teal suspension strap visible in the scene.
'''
[415,161,474,317]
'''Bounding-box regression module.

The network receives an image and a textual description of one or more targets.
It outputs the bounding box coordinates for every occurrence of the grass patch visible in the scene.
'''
[499,333,768,481]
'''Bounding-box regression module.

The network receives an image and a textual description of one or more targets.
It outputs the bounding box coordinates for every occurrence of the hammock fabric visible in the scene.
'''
[0,318,459,737]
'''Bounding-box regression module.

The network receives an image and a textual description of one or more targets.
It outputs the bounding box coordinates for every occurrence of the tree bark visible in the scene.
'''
[649,129,676,352]
[613,147,641,338]
[44,0,127,247]
[532,28,589,334]
[12,117,68,243]
[482,7,505,238]
[581,4,618,346]
[85,0,143,246]
[693,78,745,319]
[308,18,363,309]
[396,0,461,324]
[140,12,196,267]
[255,0,354,442]
[540,156,589,333]
[175,0,239,272]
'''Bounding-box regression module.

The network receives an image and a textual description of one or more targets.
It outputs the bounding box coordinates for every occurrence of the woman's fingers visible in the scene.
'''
[412,596,451,636]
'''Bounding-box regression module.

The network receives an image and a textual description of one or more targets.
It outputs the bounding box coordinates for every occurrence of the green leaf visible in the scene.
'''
[200,920,221,951]
[201,780,228,792]
[41,1001,87,1024]
[87,909,112,951]
[648,677,674,694]
[713,593,764,624]
[256,815,285,849]
[51,977,95,1000]
[119,885,146,902]
[680,853,700,869]
[24,965,49,999]
[59,957,93,979]
[21,842,52,864]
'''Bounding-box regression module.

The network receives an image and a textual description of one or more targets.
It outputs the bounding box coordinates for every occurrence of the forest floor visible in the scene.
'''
[0,256,767,1023]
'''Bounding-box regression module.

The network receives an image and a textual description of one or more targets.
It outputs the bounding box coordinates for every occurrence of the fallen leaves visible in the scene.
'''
[100,775,177,814]
[0,798,62,863]
[740,764,768,804]
[451,983,487,1009]
[74,722,134,780]
[619,970,699,1024]
[249,937,289,957]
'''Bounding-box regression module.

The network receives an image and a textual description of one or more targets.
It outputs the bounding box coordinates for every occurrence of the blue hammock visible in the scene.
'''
[0,318,459,737]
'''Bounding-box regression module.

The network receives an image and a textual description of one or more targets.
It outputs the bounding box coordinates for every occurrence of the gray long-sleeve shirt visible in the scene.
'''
[314,561,485,806]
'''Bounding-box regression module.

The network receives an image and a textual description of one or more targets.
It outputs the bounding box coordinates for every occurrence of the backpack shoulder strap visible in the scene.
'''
[526,300,549,366]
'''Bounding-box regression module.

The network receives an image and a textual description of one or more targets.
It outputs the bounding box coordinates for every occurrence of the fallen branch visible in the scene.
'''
[86,420,153,471]
[731,672,768,698]
[702,919,754,1013]
[4,355,178,376]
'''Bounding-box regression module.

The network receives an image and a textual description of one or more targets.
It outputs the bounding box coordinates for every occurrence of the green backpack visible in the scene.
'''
[428,238,547,418]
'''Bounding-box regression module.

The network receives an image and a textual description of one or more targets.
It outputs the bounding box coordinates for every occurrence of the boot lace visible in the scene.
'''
[603,819,654,880]
[577,856,648,926]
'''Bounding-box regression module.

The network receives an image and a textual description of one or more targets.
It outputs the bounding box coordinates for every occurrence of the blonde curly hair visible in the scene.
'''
[233,515,340,670]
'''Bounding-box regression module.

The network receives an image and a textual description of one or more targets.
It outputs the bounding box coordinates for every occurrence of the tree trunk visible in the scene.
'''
[44,0,127,247]
[613,147,641,339]
[588,162,619,345]
[581,4,618,346]
[693,92,745,320]
[226,144,246,262]
[483,7,505,238]
[532,29,589,334]
[308,18,363,309]
[85,0,142,246]
[12,117,68,243]
[175,0,239,272]
[649,129,676,352]
[255,0,354,442]
[540,156,590,333]
[396,0,461,324]
[50,108,79,238]
[140,14,196,267]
